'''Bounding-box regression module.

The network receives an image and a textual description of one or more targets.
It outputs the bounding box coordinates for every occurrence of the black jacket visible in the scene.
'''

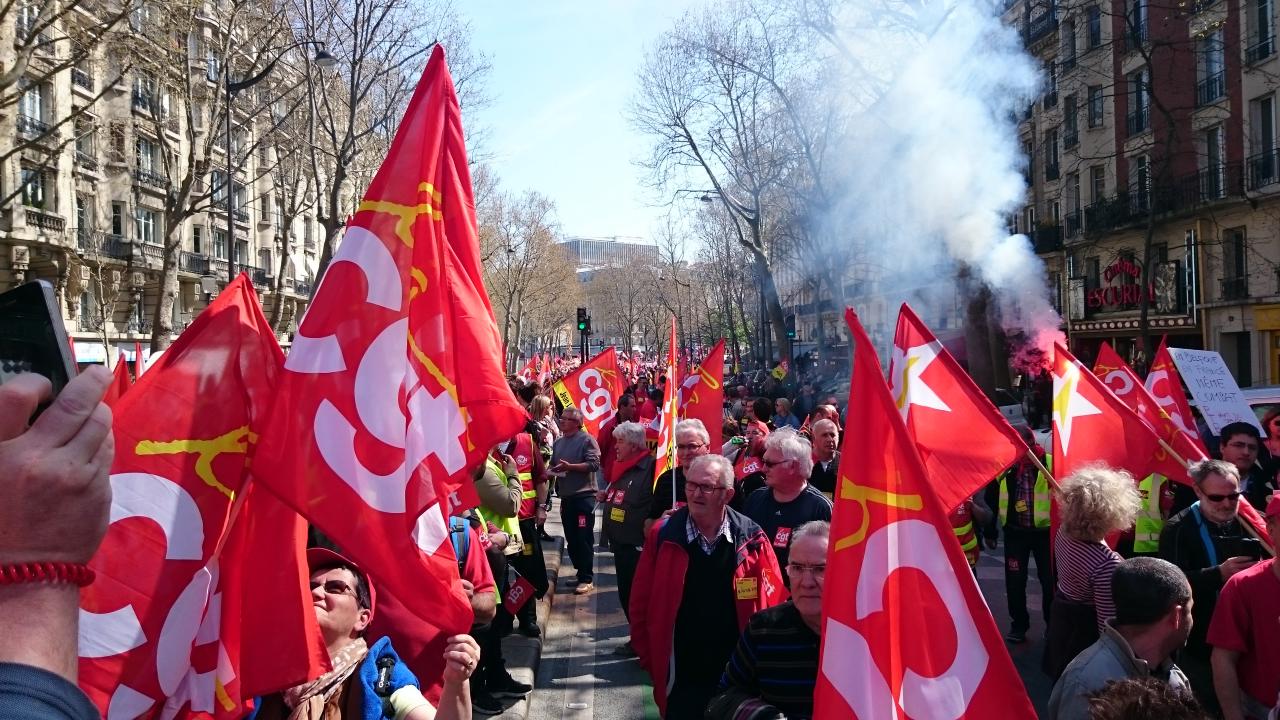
[1157,506,1244,657]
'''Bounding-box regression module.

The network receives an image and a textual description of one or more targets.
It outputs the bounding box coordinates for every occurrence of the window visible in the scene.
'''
[1064,94,1078,146]
[1044,128,1060,179]
[111,202,125,236]
[235,240,248,264]
[1204,125,1225,198]
[79,291,92,322]
[193,225,203,254]
[1085,257,1101,289]
[1127,69,1150,135]
[1224,227,1247,282]
[1248,0,1274,61]
[1044,62,1058,107]
[1088,85,1104,127]
[17,0,39,41]
[1090,165,1106,203]
[19,82,45,123]
[20,167,46,209]
[1250,94,1277,188]
[258,248,272,273]
[136,207,158,244]
[1087,6,1102,47]
[1197,30,1226,106]
[75,117,95,156]
[136,137,158,173]
[1067,173,1081,213]
[214,229,227,259]
[133,73,156,113]
[76,196,87,242]
[211,170,228,205]
[129,1,151,31]
[1130,154,1151,210]
[1061,19,1077,67]
[207,50,221,83]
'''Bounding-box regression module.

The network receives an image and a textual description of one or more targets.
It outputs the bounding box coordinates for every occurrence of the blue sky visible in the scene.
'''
[465,0,699,241]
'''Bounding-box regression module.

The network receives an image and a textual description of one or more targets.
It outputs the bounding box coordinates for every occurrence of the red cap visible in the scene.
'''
[307,547,376,621]
[746,420,770,436]
[1266,491,1280,520]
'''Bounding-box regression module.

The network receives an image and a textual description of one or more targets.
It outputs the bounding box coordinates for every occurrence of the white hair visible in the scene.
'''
[612,421,646,449]
[792,520,830,544]
[811,419,838,436]
[688,453,734,488]
[674,418,710,444]
[764,427,814,477]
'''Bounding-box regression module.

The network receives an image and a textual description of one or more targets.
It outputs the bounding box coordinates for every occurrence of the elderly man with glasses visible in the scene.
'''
[707,521,828,720]
[630,454,787,719]
[648,419,713,534]
[1159,459,1260,714]
[551,406,602,595]
[743,427,833,570]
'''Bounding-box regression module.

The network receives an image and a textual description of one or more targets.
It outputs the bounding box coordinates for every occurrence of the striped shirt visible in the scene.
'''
[1054,532,1122,631]
[711,601,819,720]
[686,513,733,555]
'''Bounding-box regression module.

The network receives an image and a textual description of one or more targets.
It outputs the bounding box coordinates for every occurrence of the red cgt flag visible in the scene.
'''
[1093,342,1207,482]
[677,339,725,453]
[253,45,527,693]
[551,346,624,437]
[538,352,552,386]
[1145,338,1210,457]
[653,318,679,487]
[815,309,1035,719]
[1053,342,1160,480]
[102,352,132,407]
[517,355,537,382]
[79,276,326,718]
[890,304,1026,511]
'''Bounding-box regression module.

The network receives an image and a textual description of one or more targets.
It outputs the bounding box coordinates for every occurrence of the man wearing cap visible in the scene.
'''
[253,549,480,720]
[1209,492,1280,720]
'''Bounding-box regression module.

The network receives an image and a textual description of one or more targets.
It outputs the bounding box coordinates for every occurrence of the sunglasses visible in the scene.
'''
[310,579,357,597]
[1202,491,1242,503]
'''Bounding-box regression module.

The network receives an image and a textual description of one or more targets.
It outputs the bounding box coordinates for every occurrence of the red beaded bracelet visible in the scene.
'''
[0,563,95,587]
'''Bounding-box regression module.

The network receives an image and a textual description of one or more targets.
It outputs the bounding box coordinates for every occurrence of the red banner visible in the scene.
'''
[78,276,326,718]
[891,305,1025,511]
[1145,339,1210,457]
[653,319,679,486]
[253,46,527,696]
[814,308,1036,719]
[103,352,131,407]
[678,339,725,452]
[1053,342,1160,481]
[551,346,624,437]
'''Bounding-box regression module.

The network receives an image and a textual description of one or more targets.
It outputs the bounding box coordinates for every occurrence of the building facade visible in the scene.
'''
[1011,0,1280,384]
[2,1,324,363]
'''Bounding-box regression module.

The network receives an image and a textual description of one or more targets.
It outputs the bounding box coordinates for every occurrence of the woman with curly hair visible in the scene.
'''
[1044,466,1142,680]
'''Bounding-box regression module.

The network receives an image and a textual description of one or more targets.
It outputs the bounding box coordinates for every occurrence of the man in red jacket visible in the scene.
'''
[630,453,787,719]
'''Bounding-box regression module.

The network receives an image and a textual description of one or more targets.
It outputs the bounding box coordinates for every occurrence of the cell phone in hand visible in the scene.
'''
[0,281,77,405]
[1234,536,1266,561]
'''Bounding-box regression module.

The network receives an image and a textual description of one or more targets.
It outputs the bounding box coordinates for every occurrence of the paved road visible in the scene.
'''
[527,513,1054,719]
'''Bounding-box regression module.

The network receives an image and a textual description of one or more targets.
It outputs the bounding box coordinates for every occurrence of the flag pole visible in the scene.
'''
[1158,438,1275,557]
[1024,448,1060,493]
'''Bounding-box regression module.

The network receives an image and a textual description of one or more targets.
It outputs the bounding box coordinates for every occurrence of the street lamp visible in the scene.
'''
[224,40,336,283]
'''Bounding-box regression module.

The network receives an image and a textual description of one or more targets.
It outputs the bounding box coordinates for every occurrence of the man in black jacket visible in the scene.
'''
[1157,459,1259,714]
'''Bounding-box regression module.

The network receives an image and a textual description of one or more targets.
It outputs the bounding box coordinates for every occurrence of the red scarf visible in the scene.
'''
[608,449,649,488]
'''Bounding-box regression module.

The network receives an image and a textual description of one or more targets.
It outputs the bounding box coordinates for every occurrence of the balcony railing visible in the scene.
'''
[133,168,167,191]
[101,234,131,260]
[138,242,163,261]
[233,208,250,224]
[26,208,65,233]
[294,280,313,297]
[180,251,210,274]
[1246,36,1276,64]
[1196,70,1225,107]
[1032,225,1062,253]
[131,91,156,114]
[75,151,98,173]
[1248,148,1280,190]
[1126,108,1149,137]
[1064,211,1082,236]
[1123,20,1148,52]
[1221,276,1249,300]
[1083,163,1246,234]
[17,114,50,136]
[1045,162,1060,181]
[1064,129,1079,148]
[1043,90,1058,109]
[71,67,93,90]
[1028,10,1058,42]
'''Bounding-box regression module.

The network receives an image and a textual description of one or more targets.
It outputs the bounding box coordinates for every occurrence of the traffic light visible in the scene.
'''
[576,307,587,332]
[785,313,797,340]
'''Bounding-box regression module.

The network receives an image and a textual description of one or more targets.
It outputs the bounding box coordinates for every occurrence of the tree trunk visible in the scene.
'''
[149,225,181,352]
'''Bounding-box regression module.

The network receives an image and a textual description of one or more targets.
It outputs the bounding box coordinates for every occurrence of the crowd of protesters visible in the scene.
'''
[3,351,1279,720]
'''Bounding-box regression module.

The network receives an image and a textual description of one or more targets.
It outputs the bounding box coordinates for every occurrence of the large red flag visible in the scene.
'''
[552,346,624,437]
[814,309,1035,719]
[653,318,679,487]
[78,276,326,718]
[1145,339,1210,456]
[1052,342,1161,480]
[890,304,1026,511]
[102,351,131,407]
[1092,343,1206,482]
[678,339,725,453]
[253,45,527,692]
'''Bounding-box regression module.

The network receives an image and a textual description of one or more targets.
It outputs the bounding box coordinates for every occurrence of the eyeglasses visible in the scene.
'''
[310,579,357,598]
[761,457,789,468]
[676,442,706,452]
[686,482,727,495]
[1202,491,1243,503]
[1225,441,1258,452]
[786,563,826,580]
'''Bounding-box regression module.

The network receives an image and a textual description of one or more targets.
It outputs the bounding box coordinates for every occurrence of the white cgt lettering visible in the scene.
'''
[1146,370,1196,437]
[577,369,614,422]
[1102,369,1134,398]
[822,519,989,719]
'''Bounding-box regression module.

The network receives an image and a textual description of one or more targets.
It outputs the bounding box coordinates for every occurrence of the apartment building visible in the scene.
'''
[1011,0,1280,384]
[2,1,324,362]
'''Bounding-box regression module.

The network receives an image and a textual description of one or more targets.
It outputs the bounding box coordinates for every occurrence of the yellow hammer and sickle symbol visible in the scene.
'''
[134,426,255,500]
[357,182,444,248]
[834,475,924,551]
[693,364,721,391]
